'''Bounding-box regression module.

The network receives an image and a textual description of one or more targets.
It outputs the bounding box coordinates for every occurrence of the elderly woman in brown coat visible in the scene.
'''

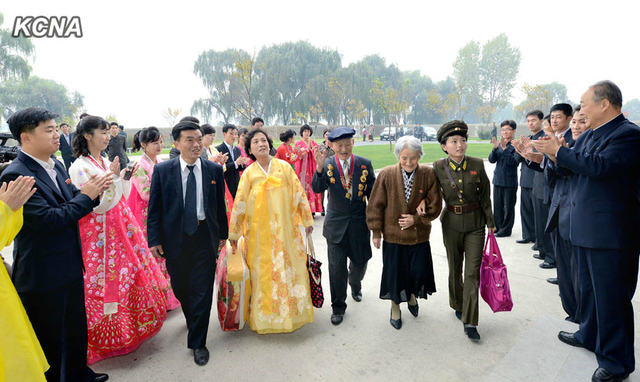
[366,136,442,329]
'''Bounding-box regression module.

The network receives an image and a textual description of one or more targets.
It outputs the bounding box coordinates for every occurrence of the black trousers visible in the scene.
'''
[573,246,638,377]
[551,231,579,321]
[326,225,371,315]
[519,187,535,242]
[166,222,217,349]
[19,279,96,382]
[532,197,554,264]
[493,185,517,235]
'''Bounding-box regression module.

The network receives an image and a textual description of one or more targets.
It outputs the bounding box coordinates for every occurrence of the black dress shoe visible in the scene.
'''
[331,313,344,325]
[194,346,210,366]
[390,310,402,330]
[455,310,462,320]
[516,238,534,244]
[547,277,558,285]
[533,253,544,260]
[540,262,556,269]
[408,302,419,317]
[558,331,583,348]
[94,374,109,382]
[591,367,628,382]
[532,244,539,251]
[351,290,362,302]
[494,231,508,237]
[464,325,481,342]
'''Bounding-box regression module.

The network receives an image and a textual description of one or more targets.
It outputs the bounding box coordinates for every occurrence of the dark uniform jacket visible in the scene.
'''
[488,141,518,188]
[59,131,76,170]
[544,130,575,238]
[311,154,375,244]
[433,156,495,233]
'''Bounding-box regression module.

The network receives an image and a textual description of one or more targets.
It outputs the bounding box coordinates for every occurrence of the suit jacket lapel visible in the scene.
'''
[351,156,359,199]
[54,162,73,201]
[172,159,183,206]
[21,153,64,200]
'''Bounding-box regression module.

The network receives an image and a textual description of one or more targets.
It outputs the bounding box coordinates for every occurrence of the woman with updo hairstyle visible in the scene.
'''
[69,117,168,363]
[127,127,180,311]
[275,129,297,170]
[294,124,322,214]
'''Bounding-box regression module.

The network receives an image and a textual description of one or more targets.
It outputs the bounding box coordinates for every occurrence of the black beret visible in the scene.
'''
[327,127,356,142]
[437,120,468,143]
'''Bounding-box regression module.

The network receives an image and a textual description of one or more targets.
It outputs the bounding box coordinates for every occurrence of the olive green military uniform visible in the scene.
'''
[433,155,494,326]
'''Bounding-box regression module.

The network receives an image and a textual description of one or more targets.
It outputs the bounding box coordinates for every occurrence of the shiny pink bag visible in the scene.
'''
[480,232,513,312]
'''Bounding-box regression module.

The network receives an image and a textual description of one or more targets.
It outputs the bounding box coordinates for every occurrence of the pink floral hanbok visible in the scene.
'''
[294,139,322,213]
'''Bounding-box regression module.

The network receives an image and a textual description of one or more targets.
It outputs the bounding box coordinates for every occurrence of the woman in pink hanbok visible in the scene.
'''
[68,117,167,364]
[294,124,322,214]
[127,126,180,311]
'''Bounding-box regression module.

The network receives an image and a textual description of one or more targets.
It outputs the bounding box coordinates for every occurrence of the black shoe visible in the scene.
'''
[331,313,344,325]
[464,325,481,342]
[516,239,534,244]
[455,310,462,321]
[540,262,556,269]
[494,231,507,237]
[408,302,419,317]
[94,374,109,382]
[591,367,628,382]
[351,290,362,302]
[194,346,209,366]
[390,310,402,330]
[532,243,539,250]
[547,277,558,285]
[558,331,583,348]
[533,253,544,260]
[321,211,325,216]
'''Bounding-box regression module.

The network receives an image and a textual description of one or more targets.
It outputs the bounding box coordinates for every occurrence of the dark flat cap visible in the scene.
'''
[328,127,356,142]
[437,120,468,143]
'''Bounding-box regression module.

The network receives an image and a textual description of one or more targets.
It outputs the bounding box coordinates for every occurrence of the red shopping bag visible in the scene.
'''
[480,232,513,312]
[215,238,251,331]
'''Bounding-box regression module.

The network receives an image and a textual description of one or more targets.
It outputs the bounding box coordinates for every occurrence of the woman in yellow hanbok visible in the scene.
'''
[229,129,315,334]
[0,176,49,382]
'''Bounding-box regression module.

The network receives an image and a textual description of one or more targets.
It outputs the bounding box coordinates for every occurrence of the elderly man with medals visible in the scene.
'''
[312,127,376,325]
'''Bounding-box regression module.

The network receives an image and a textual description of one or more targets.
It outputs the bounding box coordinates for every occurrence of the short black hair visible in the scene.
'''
[251,117,264,126]
[118,125,124,131]
[244,129,274,161]
[544,115,551,124]
[526,110,544,120]
[500,120,517,129]
[323,128,332,137]
[300,124,313,136]
[79,112,90,119]
[279,129,296,142]
[201,123,216,136]
[109,121,119,127]
[7,107,59,144]
[222,123,237,134]
[590,80,623,109]
[132,126,162,152]
[550,103,573,118]
[59,123,69,128]
[180,116,200,125]
[572,104,581,116]
[172,121,202,141]
[73,116,109,157]
[237,127,249,137]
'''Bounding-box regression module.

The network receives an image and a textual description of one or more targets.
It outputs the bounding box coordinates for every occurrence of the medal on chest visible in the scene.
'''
[336,154,355,199]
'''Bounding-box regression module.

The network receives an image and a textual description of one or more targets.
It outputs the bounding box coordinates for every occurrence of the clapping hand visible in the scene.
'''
[109,160,121,177]
[0,176,36,211]
[491,137,499,149]
[81,173,113,200]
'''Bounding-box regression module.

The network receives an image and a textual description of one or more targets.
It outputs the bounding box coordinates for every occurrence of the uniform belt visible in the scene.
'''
[446,202,480,215]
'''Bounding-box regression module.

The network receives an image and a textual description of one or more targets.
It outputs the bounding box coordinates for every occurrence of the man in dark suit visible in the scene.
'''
[58,122,76,172]
[535,81,640,382]
[1,108,111,382]
[311,127,376,325]
[514,110,544,245]
[117,124,128,159]
[148,121,228,366]
[216,123,248,198]
[107,122,127,171]
[488,120,518,237]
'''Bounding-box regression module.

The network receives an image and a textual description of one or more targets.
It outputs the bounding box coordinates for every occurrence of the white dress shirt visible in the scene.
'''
[179,156,205,220]
[23,152,61,192]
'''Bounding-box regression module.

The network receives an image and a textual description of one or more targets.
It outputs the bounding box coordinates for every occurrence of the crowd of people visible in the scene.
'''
[0,80,637,382]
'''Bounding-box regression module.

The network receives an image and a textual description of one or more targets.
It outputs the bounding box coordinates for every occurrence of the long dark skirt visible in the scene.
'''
[380,240,436,304]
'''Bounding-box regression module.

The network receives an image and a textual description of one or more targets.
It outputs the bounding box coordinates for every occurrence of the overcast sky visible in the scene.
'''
[3,0,639,129]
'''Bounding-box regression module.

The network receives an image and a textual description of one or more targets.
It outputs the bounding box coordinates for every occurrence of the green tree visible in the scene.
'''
[371,77,411,150]
[162,107,181,127]
[479,34,521,120]
[0,13,34,81]
[452,41,482,120]
[623,98,640,121]
[514,83,553,118]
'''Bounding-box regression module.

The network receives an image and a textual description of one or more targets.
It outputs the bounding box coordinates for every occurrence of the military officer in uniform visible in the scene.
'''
[311,127,376,326]
[432,120,495,342]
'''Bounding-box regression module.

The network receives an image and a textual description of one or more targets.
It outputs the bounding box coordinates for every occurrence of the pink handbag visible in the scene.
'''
[480,232,513,312]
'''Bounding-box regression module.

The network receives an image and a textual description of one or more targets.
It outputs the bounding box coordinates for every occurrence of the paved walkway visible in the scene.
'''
[2,162,638,381]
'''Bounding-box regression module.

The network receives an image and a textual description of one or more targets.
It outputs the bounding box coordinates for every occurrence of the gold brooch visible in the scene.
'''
[358,184,364,190]
[362,170,369,176]
[328,164,334,171]
[327,170,333,177]
[360,175,366,183]
[345,192,351,199]
[357,191,363,197]
[330,177,336,184]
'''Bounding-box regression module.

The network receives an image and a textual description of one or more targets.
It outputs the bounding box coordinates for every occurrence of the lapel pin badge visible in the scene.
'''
[65,179,72,184]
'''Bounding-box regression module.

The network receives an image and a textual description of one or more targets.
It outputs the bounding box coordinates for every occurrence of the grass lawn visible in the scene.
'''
[352,143,493,170]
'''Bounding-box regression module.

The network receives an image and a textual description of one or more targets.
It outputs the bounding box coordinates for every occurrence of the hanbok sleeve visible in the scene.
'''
[131,161,151,202]
[229,168,250,241]
[0,201,23,248]
[69,157,123,214]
